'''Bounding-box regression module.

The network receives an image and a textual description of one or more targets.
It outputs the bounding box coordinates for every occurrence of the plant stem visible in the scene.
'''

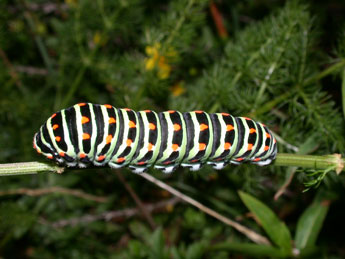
[139,172,271,245]
[0,153,343,177]
[274,153,344,174]
[0,162,63,176]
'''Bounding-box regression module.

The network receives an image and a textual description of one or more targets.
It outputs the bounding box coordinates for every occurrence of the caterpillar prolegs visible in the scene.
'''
[33,103,277,173]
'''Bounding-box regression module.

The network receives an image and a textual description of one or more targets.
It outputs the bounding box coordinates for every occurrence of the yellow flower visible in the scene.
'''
[170,81,186,97]
[157,56,171,79]
[144,42,177,80]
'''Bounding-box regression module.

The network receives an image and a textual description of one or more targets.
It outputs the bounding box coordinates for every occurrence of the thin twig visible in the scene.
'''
[14,65,48,76]
[274,168,296,200]
[115,170,156,230]
[42,197,180,228]
[138,172,271,245]
[0,186,108,203]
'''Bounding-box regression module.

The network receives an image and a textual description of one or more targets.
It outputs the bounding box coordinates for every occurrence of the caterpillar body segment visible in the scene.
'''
[33,103,277,173]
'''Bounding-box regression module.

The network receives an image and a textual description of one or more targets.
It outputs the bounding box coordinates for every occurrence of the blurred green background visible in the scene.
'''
[1,0,345,258]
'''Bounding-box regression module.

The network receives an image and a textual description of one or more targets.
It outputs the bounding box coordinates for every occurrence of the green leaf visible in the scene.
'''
[129,220,151,241]
[238,191,292,253]
[210,242,286,258]
[295,199,330,250]
[185,241,207,259]
[148,227,168,259]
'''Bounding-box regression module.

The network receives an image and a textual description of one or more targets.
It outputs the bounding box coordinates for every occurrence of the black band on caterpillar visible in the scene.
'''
[33,103,277,173]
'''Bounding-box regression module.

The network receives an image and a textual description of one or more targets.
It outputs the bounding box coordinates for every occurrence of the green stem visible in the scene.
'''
[274,153,343,173]
[0,153,343,177]
[0,162,63,176]
[209,242,287,258]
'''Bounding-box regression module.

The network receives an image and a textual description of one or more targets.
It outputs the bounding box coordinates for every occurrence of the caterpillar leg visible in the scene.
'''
[108,161,126,169]
[181,163,204,171]
[207,161,228,170]
[128,166,149,174]
[154,165,178,174]
[250,158,274,166]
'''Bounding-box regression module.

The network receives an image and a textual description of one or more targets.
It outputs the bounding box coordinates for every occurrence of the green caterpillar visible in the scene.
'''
[33,103,277,173]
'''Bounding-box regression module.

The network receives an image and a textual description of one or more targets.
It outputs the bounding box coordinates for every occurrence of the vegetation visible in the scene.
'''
[1,0,345,257]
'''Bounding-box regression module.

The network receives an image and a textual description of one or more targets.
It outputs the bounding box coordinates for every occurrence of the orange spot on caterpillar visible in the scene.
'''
[249,128,256,134]
[148,143,153,151]
[173,124,181,131]
[244,117,251,120]
[199,143,206,150]
[167,110,175,113]
[143,110,151,113]
[104,104,112,109]
[264,145,269,151]
[221,113,229,116]
[236,158,244,161]
[51,113,57,119]
[226,124,234,131]
[254,158,261,161]
[81,116,90,124]
[190,159,199,163]
[47,155,53,159]
[172,144,179,151]
[83,133,91,140]
[124,108,131,111]
[106,135,113,144]
[149,123,156,130]
[266,133,271,138]
[98,155,106,161]
[36,149,41,154]
[128,121,136,128]
[126,139,132,146]
[199,124,208,131]
[194,110,203,114]
[59,152,65,157]
[52,124,59,130]
[79,153,86,158]
[108,117,116,124]
[137,161,146,165]
[117,157,125,163]
[78,103,86,106]
[224,142,231,150]
[247,144,253,151]
[55,136,61,142]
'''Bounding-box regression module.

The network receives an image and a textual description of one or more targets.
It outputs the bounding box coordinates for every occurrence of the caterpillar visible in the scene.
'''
[33,103,277,173]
